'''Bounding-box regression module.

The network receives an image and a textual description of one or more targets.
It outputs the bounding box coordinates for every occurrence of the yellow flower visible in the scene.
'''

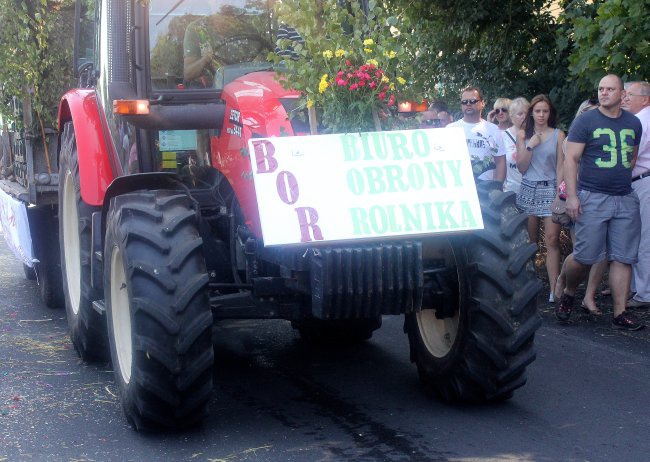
[363,39,374,46]
[322,50,333,59]
[390,83,395,91]
[335,49,346,58]
[307,98,314,109]
[366,59,379,67]
[384,50,397,59]
[397,76,406,85]
[319,74,329,93]
[381,75,389,83]
[364,48,373,53]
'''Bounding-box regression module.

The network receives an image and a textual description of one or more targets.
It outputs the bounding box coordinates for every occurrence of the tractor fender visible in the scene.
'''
[58,89,115,207]
[91,172,189,291]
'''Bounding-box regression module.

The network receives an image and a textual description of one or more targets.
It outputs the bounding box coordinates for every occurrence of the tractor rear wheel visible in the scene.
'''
[58,122,107,361]
[405,182,542,402]
[31,206,64,308]
[104,190,214,430]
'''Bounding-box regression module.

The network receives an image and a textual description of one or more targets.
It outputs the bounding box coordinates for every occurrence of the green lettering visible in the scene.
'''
[371,132,389,160]
[365,167,386,194]
[387,132,411,160]
[425,161,447,188]
[459,201,477,228]
[411,131,430,158]
[593,128,617,168]
[620,129,635,168]
[369,206,388,234]
[350,208,370,235]
[435,201,459,229]
[406,164,424,190]
[341,134,360,161]
[384,165,409,192]
[445,160,463,186]
[359,132,374,161]
[400,204,422,231]
[346,169,365,195]
[422,202,436,230]
[386,205,403,232]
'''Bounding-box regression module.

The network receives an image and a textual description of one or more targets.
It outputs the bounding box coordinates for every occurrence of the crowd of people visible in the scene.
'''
[424,75,649,331]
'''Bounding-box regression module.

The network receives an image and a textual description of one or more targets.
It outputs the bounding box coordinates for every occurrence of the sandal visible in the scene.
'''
[580,301,603,316]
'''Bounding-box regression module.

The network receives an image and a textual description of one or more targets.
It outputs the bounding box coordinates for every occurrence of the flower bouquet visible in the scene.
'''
[272,0,420,134]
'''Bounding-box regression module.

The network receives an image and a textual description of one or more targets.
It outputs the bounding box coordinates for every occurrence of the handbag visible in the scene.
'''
[550,196,572,226]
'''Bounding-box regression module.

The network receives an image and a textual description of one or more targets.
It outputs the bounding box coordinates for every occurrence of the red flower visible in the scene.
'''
[349,83,359,91]
[388,95,395,106]
[337,78,347,86]
[346,59,352,66]
[358,80,366,87]
[378,91,386,101]
[369,81,376,89]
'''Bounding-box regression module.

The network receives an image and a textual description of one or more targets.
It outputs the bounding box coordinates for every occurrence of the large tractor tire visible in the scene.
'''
[104,190,214,430]
[405,182,543,403]
[32,207,64,308]
[293,317,382,344]
[58,122,108,361]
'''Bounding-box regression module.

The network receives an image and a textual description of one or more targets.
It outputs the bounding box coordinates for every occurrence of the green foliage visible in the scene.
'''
[386,0,584,126]
[272,0,422,132]
[0,0,76,130]
[560,0,649,91]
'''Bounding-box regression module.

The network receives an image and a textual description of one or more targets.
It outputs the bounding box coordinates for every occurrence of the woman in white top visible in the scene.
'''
[502,97,529,195]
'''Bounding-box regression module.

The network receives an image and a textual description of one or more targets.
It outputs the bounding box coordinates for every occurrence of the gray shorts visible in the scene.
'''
[573,190,640,265]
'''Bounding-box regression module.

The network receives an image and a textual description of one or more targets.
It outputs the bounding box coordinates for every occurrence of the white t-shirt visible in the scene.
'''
[448,118,506,180]
[632,105,650,177]
[502,126,522,194]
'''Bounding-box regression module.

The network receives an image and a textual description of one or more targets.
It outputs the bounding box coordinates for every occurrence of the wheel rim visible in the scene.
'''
[417,242,461,358]
[62,170,81,315]
[110,245,132,384]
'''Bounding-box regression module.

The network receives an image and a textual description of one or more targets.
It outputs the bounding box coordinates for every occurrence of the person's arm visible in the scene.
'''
[493,155,506,182]
[564,140,585,221]
[555,130,566,188]
[516,129,537,173]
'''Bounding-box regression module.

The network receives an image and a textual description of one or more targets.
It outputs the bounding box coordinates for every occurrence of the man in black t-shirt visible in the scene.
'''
[555,74,644,330]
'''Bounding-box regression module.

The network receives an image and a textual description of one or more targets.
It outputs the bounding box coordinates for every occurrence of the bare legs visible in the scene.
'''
[581,259,607,313]
[543,217,561,299]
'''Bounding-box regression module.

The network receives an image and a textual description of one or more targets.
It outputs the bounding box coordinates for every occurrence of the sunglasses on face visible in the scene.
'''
[461,99,481,106]
[422,119,443,127]
[494,107,508,114]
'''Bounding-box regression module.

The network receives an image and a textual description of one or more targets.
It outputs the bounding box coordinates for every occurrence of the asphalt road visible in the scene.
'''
[2,239,650,462]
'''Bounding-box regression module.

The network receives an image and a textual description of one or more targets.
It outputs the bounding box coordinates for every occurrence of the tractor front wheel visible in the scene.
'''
[405,182,542,402]
[104,190,214,430]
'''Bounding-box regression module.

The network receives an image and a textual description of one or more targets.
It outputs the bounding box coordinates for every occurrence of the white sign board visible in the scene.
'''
[249,127,484,246]
[0,188,35,266]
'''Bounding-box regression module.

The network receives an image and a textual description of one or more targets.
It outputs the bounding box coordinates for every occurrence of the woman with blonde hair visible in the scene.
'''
[487,97,513,130]
[516,94,566,302]
[503,97,529,195]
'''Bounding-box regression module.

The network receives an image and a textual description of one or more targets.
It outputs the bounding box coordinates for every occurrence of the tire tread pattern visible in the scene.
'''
[105,190,213,430]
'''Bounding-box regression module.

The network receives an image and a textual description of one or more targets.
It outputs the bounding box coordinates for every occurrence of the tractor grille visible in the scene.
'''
[309,242,424,319]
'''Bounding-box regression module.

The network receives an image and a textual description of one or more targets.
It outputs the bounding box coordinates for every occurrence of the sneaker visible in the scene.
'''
[626,298,650,309]
[555,293,574,322]
[612,312,645,331]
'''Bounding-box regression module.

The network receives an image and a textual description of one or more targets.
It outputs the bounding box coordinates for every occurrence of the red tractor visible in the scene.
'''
[51,0,543,430]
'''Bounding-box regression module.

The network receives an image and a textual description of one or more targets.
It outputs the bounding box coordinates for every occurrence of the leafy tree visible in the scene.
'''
[385,0,583,125]
[560,0,649,91]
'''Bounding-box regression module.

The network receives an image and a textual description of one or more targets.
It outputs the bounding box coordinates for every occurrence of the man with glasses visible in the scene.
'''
[448,87,506,182]
[622,81,650,309]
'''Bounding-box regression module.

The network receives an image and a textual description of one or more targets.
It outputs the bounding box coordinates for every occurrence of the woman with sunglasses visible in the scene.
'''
[487,98,513,130]
[516,94,566,302]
